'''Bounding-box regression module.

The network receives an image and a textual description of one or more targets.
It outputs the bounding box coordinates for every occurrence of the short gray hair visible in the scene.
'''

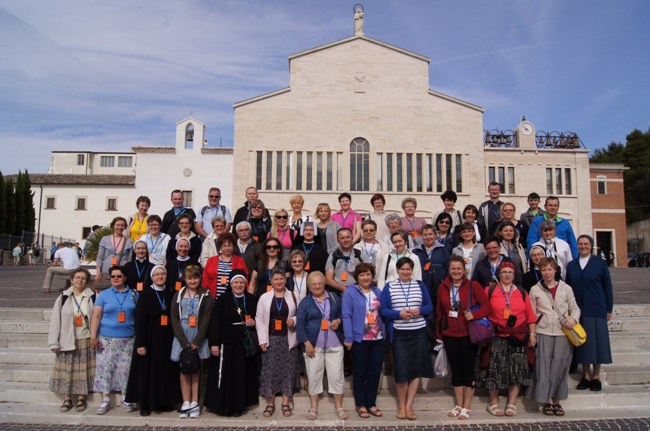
[385,213,402,226]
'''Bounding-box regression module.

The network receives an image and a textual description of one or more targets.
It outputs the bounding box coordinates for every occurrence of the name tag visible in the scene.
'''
[189,315,198,327]
[136,282,143,292]
[118,311,126,323]
[367,313,375,324]
[503,309,511,319]
[220,276,228,285]
[266,284,272,292]
[160,315,168,326]
[175,281,182,291]
[424,262,431,271]
[111,256,118,266]
[341,271,348,282]
[274,319,283,331]
[253,235,259,242]
[75,315,83,327]
[321,320,329,330]
[449,310,459,318]
[412,231,420,237]
[304,261,310,271]
[245,315,252,322]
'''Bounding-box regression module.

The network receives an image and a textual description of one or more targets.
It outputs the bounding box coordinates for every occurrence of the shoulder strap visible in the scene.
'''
[331,249,342,268]
[384,254,392,282]
[220,205,226,216]
[353,248,362,262]
[60,294,68,308]
[201,205,208,217]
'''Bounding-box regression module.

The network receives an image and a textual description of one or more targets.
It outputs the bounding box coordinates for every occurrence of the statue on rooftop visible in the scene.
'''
[354,4,364,35]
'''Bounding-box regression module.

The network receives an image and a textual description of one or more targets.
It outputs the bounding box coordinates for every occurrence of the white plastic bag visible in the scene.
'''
[433,340,448,378]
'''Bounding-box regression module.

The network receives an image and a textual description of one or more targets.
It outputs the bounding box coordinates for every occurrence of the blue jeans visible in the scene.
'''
[351,340,384,408]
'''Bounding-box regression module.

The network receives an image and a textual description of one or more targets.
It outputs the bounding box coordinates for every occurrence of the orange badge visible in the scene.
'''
[424,262,431,271]
[136,282,143,292]
[189,315,197,327]
[118,311,126,323]
[503,309,511,319]
[321,320,329,331]
[367,313,375,324]
[75,315,83,327]
[266,284,273,292]
[274,319,282,331]
[175,281,182,291]
[160,315,168,326]
[341,272,348,282]
[111,256,118,266]
[304,261,310,270]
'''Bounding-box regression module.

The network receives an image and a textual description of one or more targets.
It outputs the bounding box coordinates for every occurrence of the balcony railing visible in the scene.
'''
[483,129,585,149]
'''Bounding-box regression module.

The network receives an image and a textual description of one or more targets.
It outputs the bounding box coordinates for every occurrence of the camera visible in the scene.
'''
[507,314,517,327]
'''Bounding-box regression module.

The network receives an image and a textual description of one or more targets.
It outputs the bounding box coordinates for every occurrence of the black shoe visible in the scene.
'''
[140,409,151,416]
[232,411,242,417]
[590,379,602,391]
[576,378,590,390]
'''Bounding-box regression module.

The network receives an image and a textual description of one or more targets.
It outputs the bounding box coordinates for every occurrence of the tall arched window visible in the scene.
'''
[350,137,369,191]
[185,124,194,149]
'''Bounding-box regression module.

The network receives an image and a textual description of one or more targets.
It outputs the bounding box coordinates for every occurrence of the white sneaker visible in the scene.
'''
[96,400,111,415]
[189,401,200,418]
[179,401,191,419]
[121,400,136,412]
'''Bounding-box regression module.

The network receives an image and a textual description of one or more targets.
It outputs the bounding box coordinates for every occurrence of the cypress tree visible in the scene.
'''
[13,172,25,236]
[0,171,5,234]
[22,170,35,234]
[4,178,15,236]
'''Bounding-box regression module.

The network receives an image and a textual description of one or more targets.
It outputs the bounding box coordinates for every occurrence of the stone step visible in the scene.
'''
[609,332,650,348]
[1,380,649,411]
[1,401,649,428]
[601,365,650,385]
[611,347,650,365]
[0,333,48,348]
[609,317,650,332]
[0,348,54,365]
[612,304,650,318]
[0,308,50,321]
[0,320,50,334]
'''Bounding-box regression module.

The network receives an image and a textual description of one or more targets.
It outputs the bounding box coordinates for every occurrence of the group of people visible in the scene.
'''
[11,241,40,266]
[45,184,614,420]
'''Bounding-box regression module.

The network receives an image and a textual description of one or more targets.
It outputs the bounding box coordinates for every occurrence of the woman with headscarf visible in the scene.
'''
[124,240,154,293]
[565,235,613,392]
[205,269,259,417]
[125,265,181,416]
[165,237,199,293]
[478,261,536,418]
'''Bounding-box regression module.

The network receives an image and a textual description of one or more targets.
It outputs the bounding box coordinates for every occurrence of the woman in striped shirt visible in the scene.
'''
[379,257,434,421]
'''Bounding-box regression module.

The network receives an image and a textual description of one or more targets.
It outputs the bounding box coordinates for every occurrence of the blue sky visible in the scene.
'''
[1,0,649,174]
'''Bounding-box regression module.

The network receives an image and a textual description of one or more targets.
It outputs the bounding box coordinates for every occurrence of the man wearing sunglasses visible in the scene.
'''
[195,187,233,238]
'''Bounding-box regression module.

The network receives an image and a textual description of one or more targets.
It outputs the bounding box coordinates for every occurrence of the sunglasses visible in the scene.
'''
[362,228,376,233]
[275,215,288,219]
[266,245,280,250]
[209,195,221,198]
[438,220,451,225]
[110,275,124,279]
[251,206,263,209]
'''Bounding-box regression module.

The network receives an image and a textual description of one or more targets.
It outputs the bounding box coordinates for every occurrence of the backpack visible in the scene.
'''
[331,248,363,269]
[201,205,226,218]
[487,282,527,302]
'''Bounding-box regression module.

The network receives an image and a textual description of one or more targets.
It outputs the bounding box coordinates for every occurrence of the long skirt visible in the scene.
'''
[50,337,95,395]
[477,336,532,389]
[94,336,134,394]
[204,338,259,416]
[392,327,434,384]
[528,334,572,403]
[259,335,299,397]
[576,316,612,364]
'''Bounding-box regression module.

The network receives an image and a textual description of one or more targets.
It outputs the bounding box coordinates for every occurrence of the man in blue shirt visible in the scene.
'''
[527,196,578,259]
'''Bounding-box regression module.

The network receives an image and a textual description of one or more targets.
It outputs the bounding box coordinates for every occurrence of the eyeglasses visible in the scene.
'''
[438,220,451,225]
[110,275,123,279]
[178,222,191,226]
[266,245,280,250]
[275,215,288,219]
[251,206,263,210]
[209,195,221,199]
[362,229,376,233]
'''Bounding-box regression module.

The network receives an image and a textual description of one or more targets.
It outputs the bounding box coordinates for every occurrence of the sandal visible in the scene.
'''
[368,406,383,417]
[356,407,370,418]
[459,408,471,420]
[448,405,462,417]
[396,409,407,420]
[60,399,72,412]
[75,398,87,412]
[262,404,275,418]
[553,404,565,416]
[543,403,554,416]
[406,409,417,420]
[336,407,348,420]
[281,404,292,417]
[307,408,318,420]
[505,404,517,417]
[487,404,504,416]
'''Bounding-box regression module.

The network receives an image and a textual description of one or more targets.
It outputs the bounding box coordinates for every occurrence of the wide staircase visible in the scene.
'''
[0,305,649,426]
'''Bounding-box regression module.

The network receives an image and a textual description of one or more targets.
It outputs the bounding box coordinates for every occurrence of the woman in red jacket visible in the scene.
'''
[203,233,248,299]
[436,255,490,420]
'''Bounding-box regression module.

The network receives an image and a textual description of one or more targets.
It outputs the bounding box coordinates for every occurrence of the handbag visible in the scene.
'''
[543,288,587,347]
[179,348,200,374]
[466,282,494,344]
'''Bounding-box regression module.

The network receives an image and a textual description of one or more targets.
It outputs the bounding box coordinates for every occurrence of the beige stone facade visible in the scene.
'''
[232,33,594,236]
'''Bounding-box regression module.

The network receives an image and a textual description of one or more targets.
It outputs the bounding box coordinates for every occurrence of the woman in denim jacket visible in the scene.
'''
[342,263,385,418]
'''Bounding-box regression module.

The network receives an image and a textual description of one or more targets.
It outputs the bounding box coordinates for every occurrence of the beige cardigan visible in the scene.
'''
[255,290,298,349]
[48,287,95,351]
[529,280,581,336]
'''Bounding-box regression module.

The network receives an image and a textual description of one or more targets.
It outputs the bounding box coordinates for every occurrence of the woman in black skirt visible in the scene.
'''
[205,269,259,417]
[379,257,434,421]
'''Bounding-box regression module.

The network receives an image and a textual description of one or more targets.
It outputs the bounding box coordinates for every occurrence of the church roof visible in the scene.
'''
[288,35,430,63]
[201,147,233,154]
[176,116,205,127]
[25,174,135,186]
[132,146,176,154]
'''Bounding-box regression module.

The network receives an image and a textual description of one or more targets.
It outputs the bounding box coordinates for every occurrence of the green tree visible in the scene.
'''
[590,128,650,223]
[19,171,35,233]
[3,178,15,236]
[13,172,25,236]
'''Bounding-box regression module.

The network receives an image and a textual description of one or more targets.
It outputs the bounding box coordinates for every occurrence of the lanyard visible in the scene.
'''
[341,250,352,271]
[154,289,166,311]
[534,269,541,281]
[450,284,460,307]
[188,291,197,315]
[503,242,514,259]
[398,280,412,308]
[71,294,85,316]
[313,295,328,319]
[279,227,288,243]
[293,274,305,296]
[148,235,162,254]
[177,260,187,278]
[365,291,374,314]
[111,288,128,311]
[406,217,416,232]
[499,284,516,309]
[339,210,351,228]
[490,256,503,278]
[302,242,315,258]
[112,236,123,256]
[135,260,146,281]
[364,242,376,257]
[234,294,247,316]
[274,295,285,314]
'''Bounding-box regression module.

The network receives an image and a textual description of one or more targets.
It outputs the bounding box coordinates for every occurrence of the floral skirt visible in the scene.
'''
[94,336,134,394]
[477,336,532,389]
[50,337,95,396]
[259,335,299,397]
